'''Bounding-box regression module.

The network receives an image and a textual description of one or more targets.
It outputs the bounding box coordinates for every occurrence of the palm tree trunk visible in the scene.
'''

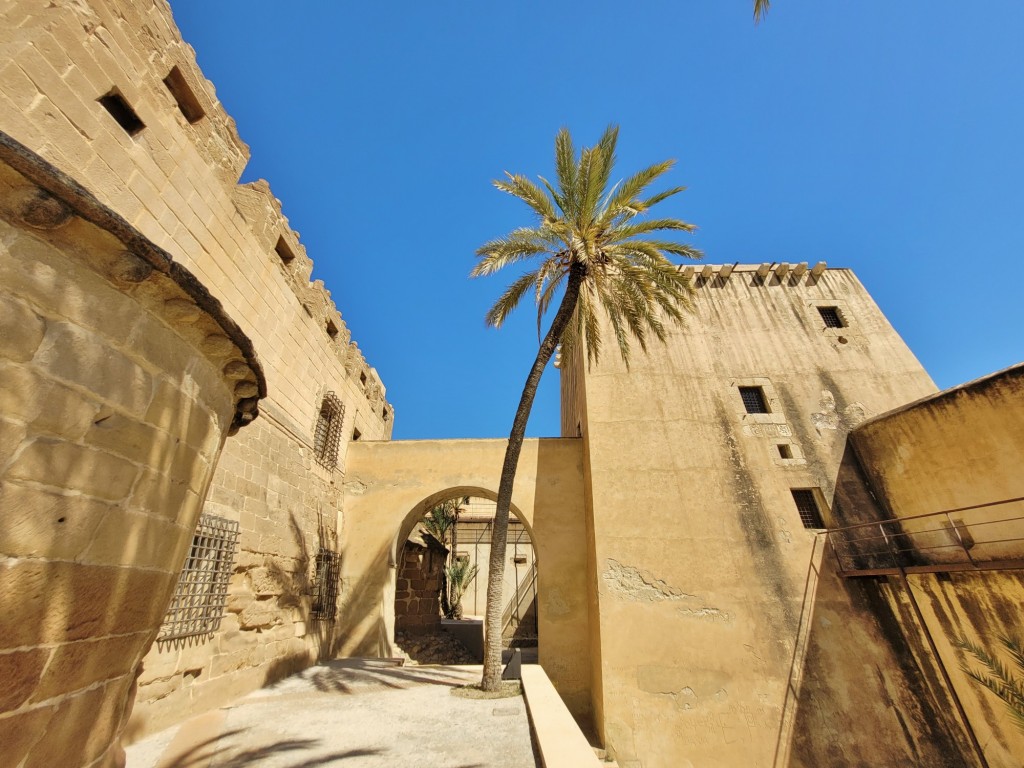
[481,261,586,690]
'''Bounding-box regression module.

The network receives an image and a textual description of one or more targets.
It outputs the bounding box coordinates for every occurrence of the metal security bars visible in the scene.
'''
[158,514,239,642]
[818,306,845,328]
[311,549,341,621]
[739,386,770,414]
[792,489,825,529]
[313,392,344,469]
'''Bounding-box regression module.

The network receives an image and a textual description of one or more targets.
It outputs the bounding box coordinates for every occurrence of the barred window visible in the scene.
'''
[159,514,239,642]
[311,549,341,621]
[818,306,845,328]
[313,392,344,468]
[792,489,826,529]
[739,386,770,414]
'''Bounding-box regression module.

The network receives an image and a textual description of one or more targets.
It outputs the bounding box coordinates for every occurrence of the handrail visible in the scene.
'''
[826,496,1024,578]
[502,562,538,635]
[827,496,1024,533]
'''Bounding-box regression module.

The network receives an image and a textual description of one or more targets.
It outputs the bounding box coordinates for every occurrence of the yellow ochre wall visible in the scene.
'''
[845,364,1024,767]
[572,264,982,767]
[340,438,594,724]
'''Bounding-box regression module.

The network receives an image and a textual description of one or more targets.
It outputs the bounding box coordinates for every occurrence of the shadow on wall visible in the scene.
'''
[769,443,983,767]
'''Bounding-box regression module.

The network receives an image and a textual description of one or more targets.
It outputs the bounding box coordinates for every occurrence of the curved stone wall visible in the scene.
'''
[0,137,264,767]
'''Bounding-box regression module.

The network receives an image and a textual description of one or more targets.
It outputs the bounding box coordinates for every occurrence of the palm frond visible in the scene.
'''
[472,228,556,277]
[494,173,557,222]
[554,128,578,217]
[473,125,699,370]
[754,0,770,23]
[484,268,541,328]
[600,159,675,222]
[955,634,1024,735]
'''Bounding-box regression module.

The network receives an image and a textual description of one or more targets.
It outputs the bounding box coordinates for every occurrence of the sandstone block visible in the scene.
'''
[85,410,168,462]
[7,437,140,502]
[31,632,148,703]
[0,559,173,647]
[0,415,28,468]
[82,507,186,570]
[237,601,284,631]
[248,566,284,597]
[0,295,45,362]
[0,703,55,767]
[32,321,154,416]
[24,676,132,768]
[128,467,190,522]
[0,480,112,560]
[0,647,50,711]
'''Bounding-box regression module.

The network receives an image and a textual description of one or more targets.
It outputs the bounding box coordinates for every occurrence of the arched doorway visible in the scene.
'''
[387,487,539,664]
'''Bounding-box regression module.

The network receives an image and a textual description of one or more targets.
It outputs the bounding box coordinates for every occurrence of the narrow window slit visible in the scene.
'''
[163,65,205,123]
[98,89,145,135]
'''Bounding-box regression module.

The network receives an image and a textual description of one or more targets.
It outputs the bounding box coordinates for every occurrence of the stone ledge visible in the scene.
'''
[520,664,600,768]
[0,129,266,433]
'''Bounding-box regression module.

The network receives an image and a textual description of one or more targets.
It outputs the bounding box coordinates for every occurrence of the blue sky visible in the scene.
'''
[172,1,1023,440]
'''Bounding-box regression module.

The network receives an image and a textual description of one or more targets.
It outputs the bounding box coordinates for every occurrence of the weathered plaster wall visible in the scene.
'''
[0,0,394,746]
[340,438,594,725]
[575,264,979,766]
[843,364,1024,766]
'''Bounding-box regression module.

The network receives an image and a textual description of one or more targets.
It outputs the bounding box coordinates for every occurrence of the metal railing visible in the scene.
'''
[827,496,1024,577]
[502,561,538,640]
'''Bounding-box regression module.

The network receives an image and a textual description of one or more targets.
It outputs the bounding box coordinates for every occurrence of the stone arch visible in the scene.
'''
[336,438,593,721]
[388,486,537,656]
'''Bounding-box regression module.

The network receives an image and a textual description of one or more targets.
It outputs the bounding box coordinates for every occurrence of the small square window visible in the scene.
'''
[352,427,362,442]
[818,306,845,328]
[739,386,770,414]
[275,236,295,265]
[326,319,339,341]
[163,65,205,123]
[791,489,825,529]
[359,371,367,388]
[98,89,145,136]
[777,444,793,459]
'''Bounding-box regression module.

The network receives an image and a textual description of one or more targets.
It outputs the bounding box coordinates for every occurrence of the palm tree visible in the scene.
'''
[445,557,479,620]
[472,125,701,689]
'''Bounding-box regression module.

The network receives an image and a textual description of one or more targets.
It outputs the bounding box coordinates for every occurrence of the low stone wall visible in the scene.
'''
[0,136,263,767]
[394,537,445,634]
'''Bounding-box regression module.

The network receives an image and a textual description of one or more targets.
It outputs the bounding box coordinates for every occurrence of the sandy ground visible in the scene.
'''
[125,659,538,768]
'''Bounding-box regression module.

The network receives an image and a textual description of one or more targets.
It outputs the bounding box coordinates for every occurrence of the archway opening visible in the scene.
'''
[389,488,539,665]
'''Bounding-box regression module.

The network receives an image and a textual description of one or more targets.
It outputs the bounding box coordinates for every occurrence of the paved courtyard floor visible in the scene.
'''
[125,659,539,768]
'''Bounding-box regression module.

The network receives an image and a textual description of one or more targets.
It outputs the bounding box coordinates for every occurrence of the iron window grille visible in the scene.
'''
[792,489,826,529]
[311,549,341,621]
[158,513,239,642]
[818,306,845,328]
[739,386,770,414]
[313,392,344,469]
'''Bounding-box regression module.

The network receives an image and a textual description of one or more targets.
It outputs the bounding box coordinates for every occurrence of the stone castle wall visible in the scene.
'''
[0,0,393,746]
[571,263,984,766]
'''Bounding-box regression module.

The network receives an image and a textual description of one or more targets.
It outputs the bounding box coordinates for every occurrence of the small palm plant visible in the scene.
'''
[954,634,1024,734]
[445,557,479,620]
[422,498,462,618]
